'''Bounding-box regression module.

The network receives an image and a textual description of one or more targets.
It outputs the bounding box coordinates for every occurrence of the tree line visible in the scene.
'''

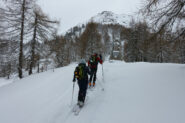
[0,0,184,79]
[123,20,185,63]
[124,0,185,63]
[0,0,59,78]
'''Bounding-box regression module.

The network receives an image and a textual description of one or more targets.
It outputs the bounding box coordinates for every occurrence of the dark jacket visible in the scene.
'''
[73,63,91,82]
[88,55,103,69]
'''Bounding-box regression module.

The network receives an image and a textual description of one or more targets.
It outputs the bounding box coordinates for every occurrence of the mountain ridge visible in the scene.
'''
[90,11,130,26]
[64,11,131,34]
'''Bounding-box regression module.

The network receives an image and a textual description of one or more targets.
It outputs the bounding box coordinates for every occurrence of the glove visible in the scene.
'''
[99,54,103,64]
[73,78,76,82]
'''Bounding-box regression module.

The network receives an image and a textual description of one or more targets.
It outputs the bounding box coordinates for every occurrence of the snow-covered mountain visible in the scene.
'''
[90,11,130,26]
[63,11,128,59]
[64,11,130,35]
[64,11,129,44]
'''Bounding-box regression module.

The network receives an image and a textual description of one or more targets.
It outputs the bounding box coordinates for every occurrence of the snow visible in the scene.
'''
[0,61,185,123]
[64,11,131,36]
[0,78,13,87]
[90,11,131,26]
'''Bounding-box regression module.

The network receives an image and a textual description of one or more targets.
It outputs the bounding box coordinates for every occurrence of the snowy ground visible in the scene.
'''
[0,78,13,87]
[0,61,185,123]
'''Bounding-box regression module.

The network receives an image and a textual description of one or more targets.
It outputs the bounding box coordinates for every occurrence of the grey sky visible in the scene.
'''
[38,0,143,33]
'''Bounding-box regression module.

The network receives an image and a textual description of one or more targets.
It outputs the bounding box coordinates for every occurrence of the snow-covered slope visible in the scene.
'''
[0,61,185,123]
[0,78,13,87]
[90,11,130,26]
[64,11,130,35]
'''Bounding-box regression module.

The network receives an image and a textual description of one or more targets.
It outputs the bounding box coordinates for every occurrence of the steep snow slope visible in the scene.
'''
[0,61,185,123]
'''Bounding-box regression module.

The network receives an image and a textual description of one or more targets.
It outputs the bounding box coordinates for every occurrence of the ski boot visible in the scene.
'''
[78,101,84,108]
[89,82,92,88]
[93,82,95,87]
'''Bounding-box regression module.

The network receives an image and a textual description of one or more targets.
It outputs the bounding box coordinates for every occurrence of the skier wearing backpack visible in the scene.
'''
[73,59,91,107]
[88,53,103,87]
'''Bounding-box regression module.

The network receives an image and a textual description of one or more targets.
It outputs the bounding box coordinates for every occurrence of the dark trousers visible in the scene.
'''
[89,68,97,84]
[77,79,88,102]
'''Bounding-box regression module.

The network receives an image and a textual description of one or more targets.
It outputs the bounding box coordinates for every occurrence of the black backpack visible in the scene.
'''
[89,55,97,66]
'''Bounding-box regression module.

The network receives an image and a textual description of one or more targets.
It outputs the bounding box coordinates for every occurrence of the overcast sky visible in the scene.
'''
[38,0,144,34]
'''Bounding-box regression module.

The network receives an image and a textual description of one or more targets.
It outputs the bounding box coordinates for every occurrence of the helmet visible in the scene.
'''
[79,59,86,64]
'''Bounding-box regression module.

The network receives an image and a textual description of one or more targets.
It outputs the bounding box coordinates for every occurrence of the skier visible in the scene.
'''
[73,59,91,107]
[88,53,103,88]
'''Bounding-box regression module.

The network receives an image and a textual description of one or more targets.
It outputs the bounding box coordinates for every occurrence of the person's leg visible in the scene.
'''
[93,69,97,86]
[81,80,88,103]
[82,89,87,103]
[78,81,83,104]
[78,91,83,101]
[83,83,88,102]
[89,69,94,87]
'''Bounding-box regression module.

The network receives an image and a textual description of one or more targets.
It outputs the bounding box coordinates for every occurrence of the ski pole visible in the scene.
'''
[102,64,104,82]
[71,82,75,106]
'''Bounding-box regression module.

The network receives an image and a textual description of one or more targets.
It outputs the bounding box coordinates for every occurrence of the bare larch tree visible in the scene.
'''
[29,7,59,75]
[142,0,185,38]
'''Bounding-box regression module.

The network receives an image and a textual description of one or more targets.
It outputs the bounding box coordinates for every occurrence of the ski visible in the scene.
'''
[72,104,79,112]
[72,104,83,116]
[74,105,83,115]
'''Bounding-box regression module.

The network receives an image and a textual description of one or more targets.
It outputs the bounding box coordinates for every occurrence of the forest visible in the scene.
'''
[0,0,184,78]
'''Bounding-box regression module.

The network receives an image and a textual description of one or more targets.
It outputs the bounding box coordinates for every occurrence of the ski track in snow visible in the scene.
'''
[54,68,106,123]
[0,61,185,123]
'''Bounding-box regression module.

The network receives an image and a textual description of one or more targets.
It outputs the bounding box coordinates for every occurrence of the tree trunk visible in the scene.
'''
[18,0,26,79]
[37,62,40,73]
[29,13,38,75]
